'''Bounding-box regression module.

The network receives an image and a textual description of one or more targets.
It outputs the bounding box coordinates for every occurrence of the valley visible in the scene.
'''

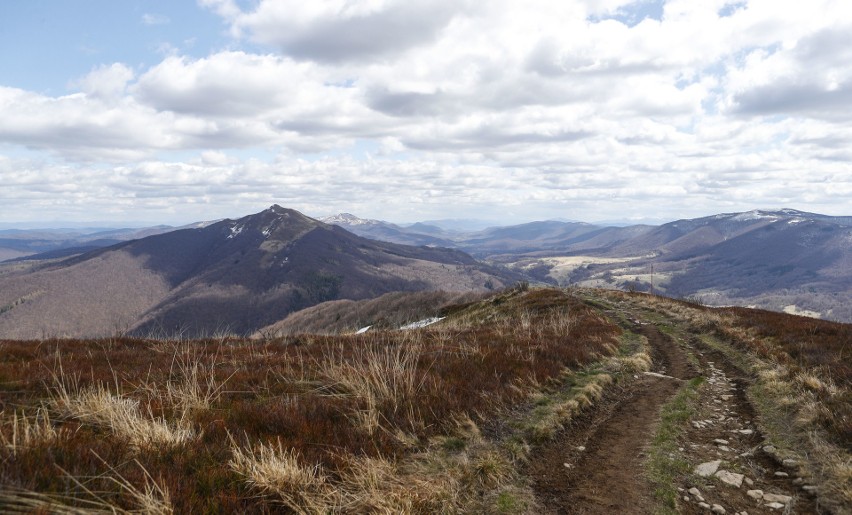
[326,209,852,323]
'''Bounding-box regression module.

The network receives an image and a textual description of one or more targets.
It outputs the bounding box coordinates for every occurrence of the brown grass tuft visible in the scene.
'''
[50,381,194,450]
[228,437,332,514]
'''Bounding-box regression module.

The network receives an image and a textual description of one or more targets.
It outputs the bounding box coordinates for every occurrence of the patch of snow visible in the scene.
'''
[782,305,821,319]
[355,326,372,334]
[400,317,445,330]
[228,224,244,239]
[186,219,220,229]
[731,210,779,222]
[321,213,382,226]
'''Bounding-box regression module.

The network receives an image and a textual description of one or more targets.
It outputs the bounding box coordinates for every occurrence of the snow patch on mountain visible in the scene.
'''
[321,213,383,226]
[730,210,781,222]
[228,223,244,239]
[400,317,445,330]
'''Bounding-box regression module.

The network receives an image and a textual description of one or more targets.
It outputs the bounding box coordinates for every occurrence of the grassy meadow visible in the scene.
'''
[0,288,624,513]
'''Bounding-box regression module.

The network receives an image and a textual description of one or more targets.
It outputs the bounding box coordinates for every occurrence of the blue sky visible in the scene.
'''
[1,0,850,226]
[0,1,241,93]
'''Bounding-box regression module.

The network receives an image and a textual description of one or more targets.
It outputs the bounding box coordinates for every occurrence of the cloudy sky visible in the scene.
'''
[1,0,850,226]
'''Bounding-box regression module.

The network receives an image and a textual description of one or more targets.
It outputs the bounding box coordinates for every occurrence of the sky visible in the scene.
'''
[1,0,851,227]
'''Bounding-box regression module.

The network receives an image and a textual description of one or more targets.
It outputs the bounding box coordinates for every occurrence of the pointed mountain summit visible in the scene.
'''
[0,206,515,339]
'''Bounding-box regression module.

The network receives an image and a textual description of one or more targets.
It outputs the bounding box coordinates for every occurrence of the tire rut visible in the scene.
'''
[528,320,694,514]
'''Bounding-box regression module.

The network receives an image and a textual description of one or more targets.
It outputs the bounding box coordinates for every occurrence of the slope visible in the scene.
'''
[1,287,846,513]
[0,206,515,339]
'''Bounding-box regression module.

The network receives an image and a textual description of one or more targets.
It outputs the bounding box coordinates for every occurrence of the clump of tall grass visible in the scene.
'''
[135,346,233,420]
[317,335,432,434]
[229,437,332,514]
[49,375,194,450]
[0,408,59,455]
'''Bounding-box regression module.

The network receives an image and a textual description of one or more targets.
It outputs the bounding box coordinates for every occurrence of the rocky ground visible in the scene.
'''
[679,344,819,514]
[528,298,823,514]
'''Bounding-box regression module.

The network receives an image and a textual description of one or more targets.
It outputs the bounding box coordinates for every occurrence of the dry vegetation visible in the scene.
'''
[0,287,624,512]
[256,290,487,336]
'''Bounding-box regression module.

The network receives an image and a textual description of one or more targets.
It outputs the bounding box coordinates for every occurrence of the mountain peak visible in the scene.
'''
[221,206,320,242]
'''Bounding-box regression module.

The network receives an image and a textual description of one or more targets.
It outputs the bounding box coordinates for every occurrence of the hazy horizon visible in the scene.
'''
[0,204,845,232]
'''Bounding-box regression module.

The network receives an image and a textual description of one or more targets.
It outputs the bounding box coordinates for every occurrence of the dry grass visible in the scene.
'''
[317,334,430,434]
[0,407,58,455]
[229,437,331,514]
[49,375,194,450]
[748,362,852,513]
[0,457,172,514]
[140,345,233,419]
[0,287,621,512]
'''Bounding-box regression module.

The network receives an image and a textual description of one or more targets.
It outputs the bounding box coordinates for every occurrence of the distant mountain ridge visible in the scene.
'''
[323,209,852,322]
[2,207,849,331]
[0,221,219,262]
[0,206,515,339]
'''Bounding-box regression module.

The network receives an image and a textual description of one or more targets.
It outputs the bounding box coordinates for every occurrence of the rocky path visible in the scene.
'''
[528,302,822,514]
[678,343,819,514]
[529,321,693,513]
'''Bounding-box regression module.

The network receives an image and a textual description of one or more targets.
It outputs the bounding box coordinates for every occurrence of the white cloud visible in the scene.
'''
[724,23,852,120]
[0,0,850,223]
[220,0,464,62]
[72,63,135,99]
[142,13,171,25]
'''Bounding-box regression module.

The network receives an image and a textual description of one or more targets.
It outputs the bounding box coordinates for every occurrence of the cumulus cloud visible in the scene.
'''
[215,0,464,62]
[72,63,135,99]
[134,53,304,116]
[0,0,850,222]
[726,25,852,120]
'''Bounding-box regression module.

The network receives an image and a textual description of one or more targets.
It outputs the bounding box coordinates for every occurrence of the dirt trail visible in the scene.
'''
[529,300,821,514]
[678,343,819,514]
[529,321,694,514]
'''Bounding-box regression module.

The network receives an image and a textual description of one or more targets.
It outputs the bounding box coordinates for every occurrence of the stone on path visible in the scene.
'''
[746,489,763,500]
[715,470,745,488]
[712,504,726,514]
[762,493,792,504]
[765,502,785,510]
[695,460,722,477]
[643,371,677,379]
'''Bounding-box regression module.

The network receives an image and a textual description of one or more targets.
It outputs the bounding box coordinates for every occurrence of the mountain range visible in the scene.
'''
[324,209,852,322]
[0,206,514,339]
[0,207,849,339]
